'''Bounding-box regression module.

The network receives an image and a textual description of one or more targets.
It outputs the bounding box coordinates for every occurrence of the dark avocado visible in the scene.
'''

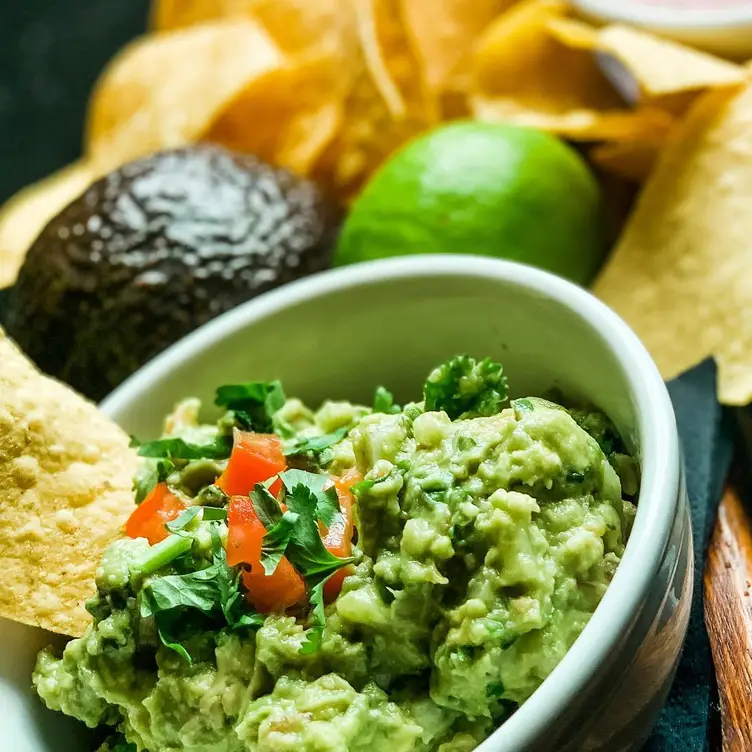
[3,144,340,400]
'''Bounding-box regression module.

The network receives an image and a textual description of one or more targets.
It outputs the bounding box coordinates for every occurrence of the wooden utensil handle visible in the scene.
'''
[704,485,752,750]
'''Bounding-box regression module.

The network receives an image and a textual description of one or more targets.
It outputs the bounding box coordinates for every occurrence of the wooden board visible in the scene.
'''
[704,485,752,751]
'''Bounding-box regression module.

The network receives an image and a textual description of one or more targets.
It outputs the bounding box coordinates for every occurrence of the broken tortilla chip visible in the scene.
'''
[85,20,283,174]
[597,25,746,104]
[470,0,672,141]
[590,135,667,183]
[151,0,349,59]
[399,0,518,98]
[313,0,437,200]
[595,83,752,405]
[548,18,746,113]
[0,329,138,636]
[0,161,95,288]
[206,56,346,176]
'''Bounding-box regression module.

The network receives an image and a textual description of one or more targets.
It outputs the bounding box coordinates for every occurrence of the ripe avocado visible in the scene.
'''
[3,145,340,400]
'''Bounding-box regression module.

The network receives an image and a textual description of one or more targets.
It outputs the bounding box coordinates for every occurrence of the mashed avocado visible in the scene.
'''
[34,357,637,751]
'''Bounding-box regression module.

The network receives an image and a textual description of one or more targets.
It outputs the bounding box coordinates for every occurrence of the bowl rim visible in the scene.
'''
[101,255,681,751]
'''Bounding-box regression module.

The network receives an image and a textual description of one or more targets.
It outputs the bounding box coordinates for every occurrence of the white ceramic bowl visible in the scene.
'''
[1,256,688,751]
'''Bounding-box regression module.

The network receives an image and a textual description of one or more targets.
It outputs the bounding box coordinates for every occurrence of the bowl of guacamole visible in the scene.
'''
[11,256,687,751]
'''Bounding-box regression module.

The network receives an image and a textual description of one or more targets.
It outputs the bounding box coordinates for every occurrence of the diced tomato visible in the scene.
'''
[217,430,286,498]
[226,495,305,613]
[125,482,186,545]
[322,469,361,602]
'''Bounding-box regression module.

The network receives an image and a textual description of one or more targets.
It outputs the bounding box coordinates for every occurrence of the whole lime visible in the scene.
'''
[334,121,605,285]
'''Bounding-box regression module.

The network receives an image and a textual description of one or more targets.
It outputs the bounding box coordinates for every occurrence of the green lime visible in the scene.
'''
[334,121,605,285]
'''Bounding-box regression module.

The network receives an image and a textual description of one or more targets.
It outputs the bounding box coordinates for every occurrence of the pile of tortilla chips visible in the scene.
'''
[0,0,751,401]
[0,328,137,636]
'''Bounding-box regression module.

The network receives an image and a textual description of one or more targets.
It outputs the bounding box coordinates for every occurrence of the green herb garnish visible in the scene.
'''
[215,380,286,432]
[259,511,299,575]
[133,458,175,503]
[280,469,341,528]
[373,386,400,414]
[140,524,263,663]
[423,355,508,419]
[165,506,227,535]
[282,427,348,457]
[299,572,335,655]
[136,436,232,461]
[250,483,284,529]
[136,534,193,575]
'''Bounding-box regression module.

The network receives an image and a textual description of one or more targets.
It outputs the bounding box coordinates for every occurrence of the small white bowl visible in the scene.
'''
[2,256,688,751]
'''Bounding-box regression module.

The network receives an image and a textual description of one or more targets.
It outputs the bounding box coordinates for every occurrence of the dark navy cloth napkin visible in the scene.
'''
[644,359,735,751]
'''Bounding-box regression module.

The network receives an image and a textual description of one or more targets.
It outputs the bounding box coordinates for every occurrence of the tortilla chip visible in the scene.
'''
[597,25,746,103]
[313,0,437,200]
[0,161,94,288]
[590,135,666,183]
[85,20,283,173]
[548,19,746,114]
[470,0,672,141]
[594,83,752,404]
[0,329,138,636]
[151,0,348,58]
[399,0,518,96]
[206,56,346,176]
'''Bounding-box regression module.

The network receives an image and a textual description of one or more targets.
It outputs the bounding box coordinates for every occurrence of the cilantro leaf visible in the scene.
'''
[373,386,400,414]
[299,573,335,655]
[250,483,284,529]
[166,506,226,535]
[260,511,299,575]
[140,524,263,661]
[285,486,351,578]
[141,567,225,616]
[133,458,175,503]
[136,436,232,461]
[282,427,348,457]
[423,355,508,419]
[280,469,341,528]
[215,380,286,432]
[512,398,534,417]
[165,506,202,534]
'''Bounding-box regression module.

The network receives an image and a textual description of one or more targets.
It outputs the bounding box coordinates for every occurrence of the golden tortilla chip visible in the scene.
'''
[313,0,437,200]
[590,135,666,183]
[597,25,746,103]
[470,0,672,141]
[85,20,283,173]
[206,56,346,176]
[399,0,518,97]
[0,329,138,636]
[0,161,94,288]
[151,0,348,58]
[548,19,746,115]
[595,83,752,405]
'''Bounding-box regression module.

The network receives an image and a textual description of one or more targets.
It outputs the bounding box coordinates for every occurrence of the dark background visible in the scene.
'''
[0,0,149,204]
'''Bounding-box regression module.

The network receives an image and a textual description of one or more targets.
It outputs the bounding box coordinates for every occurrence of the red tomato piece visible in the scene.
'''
[322,468,361,602]
[125,482,186,545]
[226,495,305,613]
[217,430,286,498]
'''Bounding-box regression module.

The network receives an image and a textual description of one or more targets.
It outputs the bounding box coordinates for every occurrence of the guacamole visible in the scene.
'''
[33,356,638,751]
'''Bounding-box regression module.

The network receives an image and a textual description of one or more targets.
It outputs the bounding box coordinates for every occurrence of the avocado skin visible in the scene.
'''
[4,145,340,400]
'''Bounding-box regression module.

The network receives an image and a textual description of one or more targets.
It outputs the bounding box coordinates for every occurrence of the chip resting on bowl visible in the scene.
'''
[0,329,138,636]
